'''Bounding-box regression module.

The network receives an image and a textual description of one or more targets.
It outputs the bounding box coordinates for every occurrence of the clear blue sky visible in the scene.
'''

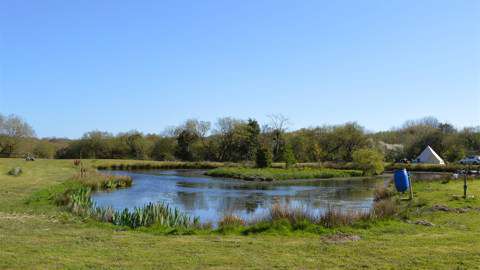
[1,1,479,138]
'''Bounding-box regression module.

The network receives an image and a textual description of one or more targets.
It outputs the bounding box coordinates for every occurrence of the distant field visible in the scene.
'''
[1,158,479,269]
[205,167,363,181]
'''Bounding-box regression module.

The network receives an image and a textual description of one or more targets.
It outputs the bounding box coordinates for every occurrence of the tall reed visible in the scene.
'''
[65,187,199,229]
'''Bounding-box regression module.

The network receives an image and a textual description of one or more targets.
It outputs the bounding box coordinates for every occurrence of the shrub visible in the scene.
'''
[352,148,385,175]
[255,147,272,168]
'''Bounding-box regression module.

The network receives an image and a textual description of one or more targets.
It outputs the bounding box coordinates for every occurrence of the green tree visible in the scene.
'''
[176,129,199,161]
[243,119,260,160]
[33,140,56,158]
[255,147,272,168]
[352,148,385,176]
[282,144,296,168]
[174,119,210,161]
[124,131,151,160]
[80,131,113,159]
[443,145,465,163]
[323,122,368,161]
[151,137,176,161]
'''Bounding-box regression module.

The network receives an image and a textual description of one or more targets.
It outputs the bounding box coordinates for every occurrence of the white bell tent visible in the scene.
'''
[415,145,445,165]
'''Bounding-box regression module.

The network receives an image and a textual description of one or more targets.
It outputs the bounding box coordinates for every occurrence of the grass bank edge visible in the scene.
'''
[205,167,364,181]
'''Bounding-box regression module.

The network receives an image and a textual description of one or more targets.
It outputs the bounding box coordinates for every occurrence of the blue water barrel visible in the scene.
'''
[394,169,410,192]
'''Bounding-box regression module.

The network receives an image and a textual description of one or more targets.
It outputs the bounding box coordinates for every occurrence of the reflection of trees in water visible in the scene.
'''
[221,192,266,214]
[175,191,208,210]
[172,178,380,216]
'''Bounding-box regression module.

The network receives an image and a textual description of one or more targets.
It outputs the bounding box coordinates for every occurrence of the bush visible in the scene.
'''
[255,147,272,168]
[352,148,385,175]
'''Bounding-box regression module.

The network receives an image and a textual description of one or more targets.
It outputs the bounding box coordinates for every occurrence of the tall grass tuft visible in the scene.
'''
[319,207,371,228]
[373,183,394,202]
[252,204,372,228]
[372,199,398,218]
[268,204,316,224]
[218,215,246,227]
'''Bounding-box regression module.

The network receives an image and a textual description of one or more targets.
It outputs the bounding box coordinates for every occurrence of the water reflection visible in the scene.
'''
[91,170,385,224]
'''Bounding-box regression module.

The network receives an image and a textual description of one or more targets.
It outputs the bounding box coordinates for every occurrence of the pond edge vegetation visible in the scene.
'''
[25,161,405,235]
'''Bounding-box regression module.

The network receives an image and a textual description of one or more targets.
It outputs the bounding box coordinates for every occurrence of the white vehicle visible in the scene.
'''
[459,155,480,165]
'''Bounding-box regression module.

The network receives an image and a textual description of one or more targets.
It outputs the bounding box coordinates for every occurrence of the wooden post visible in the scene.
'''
[408,176,414,200]
[463,166,468,199]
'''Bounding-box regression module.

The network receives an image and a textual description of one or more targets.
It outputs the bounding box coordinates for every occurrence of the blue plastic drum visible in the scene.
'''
[394,169,410,192]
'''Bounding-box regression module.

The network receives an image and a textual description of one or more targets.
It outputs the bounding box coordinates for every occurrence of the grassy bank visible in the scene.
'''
[92,159,225,170]
[385,162,480,172]
[1,158,480,269]
[205,167,363,181]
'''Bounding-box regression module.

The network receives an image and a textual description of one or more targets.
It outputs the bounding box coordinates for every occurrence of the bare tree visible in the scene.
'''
[175,119,211,138]
[267,114,290,133]
[214,117,242,135]
[0,114,35,157]
[266,114,291,161]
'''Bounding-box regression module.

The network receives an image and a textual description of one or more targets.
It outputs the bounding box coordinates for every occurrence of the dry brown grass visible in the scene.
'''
[319,207,371,228]
[218,215,246,227]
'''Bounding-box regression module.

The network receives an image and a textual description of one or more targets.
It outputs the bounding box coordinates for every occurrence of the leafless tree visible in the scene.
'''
[0,114,35,156]
[174,119,211,138]
[267,114,290,133]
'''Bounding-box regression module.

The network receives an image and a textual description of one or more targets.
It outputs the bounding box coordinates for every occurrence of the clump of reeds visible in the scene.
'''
[371,198,398,218]
[255,202,392,229]
[371,182,398,218]
[64,187,199,229]
[218,214,246,227]
[373,183,394,202]
[108,203,199,228]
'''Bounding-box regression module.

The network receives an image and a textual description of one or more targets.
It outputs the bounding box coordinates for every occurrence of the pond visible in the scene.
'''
[92,170,387,224]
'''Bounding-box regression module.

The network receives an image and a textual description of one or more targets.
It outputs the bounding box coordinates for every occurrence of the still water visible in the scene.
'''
[92,170,386,224]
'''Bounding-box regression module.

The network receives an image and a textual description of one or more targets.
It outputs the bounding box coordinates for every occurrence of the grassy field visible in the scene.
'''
[205,167,363,181]
[1,158,480,269]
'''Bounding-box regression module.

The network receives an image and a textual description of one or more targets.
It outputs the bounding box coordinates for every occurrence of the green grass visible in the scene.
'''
[1,158,480,269]
[205,167,363,181]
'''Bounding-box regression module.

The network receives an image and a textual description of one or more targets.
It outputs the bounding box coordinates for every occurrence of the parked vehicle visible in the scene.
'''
[459,155,480,165]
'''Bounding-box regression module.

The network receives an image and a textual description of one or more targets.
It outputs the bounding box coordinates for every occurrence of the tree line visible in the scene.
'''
[0,113,479,163]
